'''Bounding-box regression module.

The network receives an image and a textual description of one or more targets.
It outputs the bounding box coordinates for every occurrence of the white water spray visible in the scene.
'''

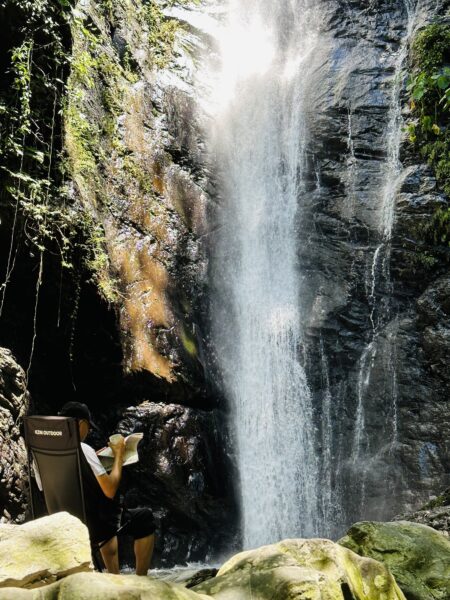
[369,0,418,326]
[352,1,419,506]
[209,0,321,548]
[380,0,418,241]
[345,110,357,219]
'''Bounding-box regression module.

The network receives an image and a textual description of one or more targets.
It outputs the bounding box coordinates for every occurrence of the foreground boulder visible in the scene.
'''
[194,538,406,600]
[0,347,30,523]
[0,512,92,588]
[339,521,450,600]
[0,572,212,600]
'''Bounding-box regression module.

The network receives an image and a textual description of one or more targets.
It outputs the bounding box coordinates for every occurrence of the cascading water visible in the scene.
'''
[352,0,419,514]
[208,0,322,548]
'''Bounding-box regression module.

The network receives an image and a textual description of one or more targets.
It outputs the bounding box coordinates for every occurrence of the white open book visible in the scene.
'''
[97,433,143,471]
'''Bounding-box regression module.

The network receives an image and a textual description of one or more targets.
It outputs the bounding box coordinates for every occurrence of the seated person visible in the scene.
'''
[34,401,155,575]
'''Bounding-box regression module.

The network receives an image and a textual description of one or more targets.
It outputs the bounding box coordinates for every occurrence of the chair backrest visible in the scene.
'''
[23,416,86,523]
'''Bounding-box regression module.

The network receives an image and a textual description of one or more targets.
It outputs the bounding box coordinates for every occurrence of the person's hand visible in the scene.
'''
[108,434,125,459]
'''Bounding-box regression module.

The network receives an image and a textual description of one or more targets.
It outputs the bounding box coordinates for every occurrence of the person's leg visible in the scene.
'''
[119,508,156,575]
[99,536,120,574]
[134,533,155,576]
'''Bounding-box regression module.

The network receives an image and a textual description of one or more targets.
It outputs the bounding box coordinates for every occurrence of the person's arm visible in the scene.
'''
[96,436,125,499]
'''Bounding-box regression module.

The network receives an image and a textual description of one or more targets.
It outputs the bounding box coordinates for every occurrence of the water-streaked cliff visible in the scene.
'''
[0,0,449,566]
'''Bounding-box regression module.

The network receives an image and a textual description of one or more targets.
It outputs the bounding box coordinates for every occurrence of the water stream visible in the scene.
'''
[352,0,419,515]
[200,0,423,546]
[208,0,321,548]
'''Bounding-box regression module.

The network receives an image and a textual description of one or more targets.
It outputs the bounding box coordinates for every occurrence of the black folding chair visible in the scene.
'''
[23,415,120,571]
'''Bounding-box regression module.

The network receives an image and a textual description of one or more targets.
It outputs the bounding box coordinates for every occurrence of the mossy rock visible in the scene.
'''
[0,512,92,589]
[194,538,406,600]
[421,488,450,510]
[339,521,450,600]
[0,571,213,599]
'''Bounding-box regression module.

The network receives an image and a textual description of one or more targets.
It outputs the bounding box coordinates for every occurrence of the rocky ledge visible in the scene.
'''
[394,487,450,537]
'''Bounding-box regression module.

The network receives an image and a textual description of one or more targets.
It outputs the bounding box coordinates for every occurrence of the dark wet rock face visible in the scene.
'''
[295,0,450,534]
[113,402,236,566]
[66,0,211,394]
[0,349,30,523]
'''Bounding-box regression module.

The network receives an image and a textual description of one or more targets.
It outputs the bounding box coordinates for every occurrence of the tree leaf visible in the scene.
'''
[436,75,449,90]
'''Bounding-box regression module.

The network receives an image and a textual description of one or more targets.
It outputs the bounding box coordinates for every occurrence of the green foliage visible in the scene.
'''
[421,488,450,509]
[431,206,450,246]
[63,8,126,302]
[0,0,199,306]
[143,0,200,68]
[146,4,179,68]
[407,22,450,251]
[99,0,114,18]
[0,0,120,305]
[411,23,450,72]
[0,0,73,262]
[80,215,121,304]
[10,40,33,135]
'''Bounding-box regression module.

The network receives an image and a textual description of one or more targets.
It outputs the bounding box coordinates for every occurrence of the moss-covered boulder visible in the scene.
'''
[194,538,406,600]
[0,571,213,599]
[339,521,450,600]
[0,512,92,589]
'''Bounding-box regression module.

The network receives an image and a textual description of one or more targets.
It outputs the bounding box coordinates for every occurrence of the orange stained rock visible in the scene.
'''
[128,322,173,381]
[152,173,165,195]
[123,90,147,156]
[107,231,175,381]
[151,154,166,195]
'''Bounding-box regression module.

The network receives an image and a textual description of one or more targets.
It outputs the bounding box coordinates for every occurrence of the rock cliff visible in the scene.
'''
[0,0,449,565]
[0,0,236,565]
[291,0,450,532]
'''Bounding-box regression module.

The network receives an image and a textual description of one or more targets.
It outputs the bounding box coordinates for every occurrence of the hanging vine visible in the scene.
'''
[0,0,121,375]
[0,0,73,300]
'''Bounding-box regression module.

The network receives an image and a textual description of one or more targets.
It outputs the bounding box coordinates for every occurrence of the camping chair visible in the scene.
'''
[23,416,126,571]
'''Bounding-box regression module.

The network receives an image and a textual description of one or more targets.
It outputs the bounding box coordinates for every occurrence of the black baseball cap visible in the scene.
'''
[58,402,98,430]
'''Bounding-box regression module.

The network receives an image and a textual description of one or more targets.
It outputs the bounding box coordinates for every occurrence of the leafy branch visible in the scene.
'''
[406,23,450,251]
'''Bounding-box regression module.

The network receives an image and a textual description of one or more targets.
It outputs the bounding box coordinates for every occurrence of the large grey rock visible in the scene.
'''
[67,0,210,391]
[0,572,212,599]
[194,538,406,600]
[0,348,30,523]
[0,512,92,589]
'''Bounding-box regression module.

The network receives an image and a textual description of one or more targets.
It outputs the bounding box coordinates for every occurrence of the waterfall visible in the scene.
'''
[352,0,419,515]
[208,0,321,548]
[379,0,418,242]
